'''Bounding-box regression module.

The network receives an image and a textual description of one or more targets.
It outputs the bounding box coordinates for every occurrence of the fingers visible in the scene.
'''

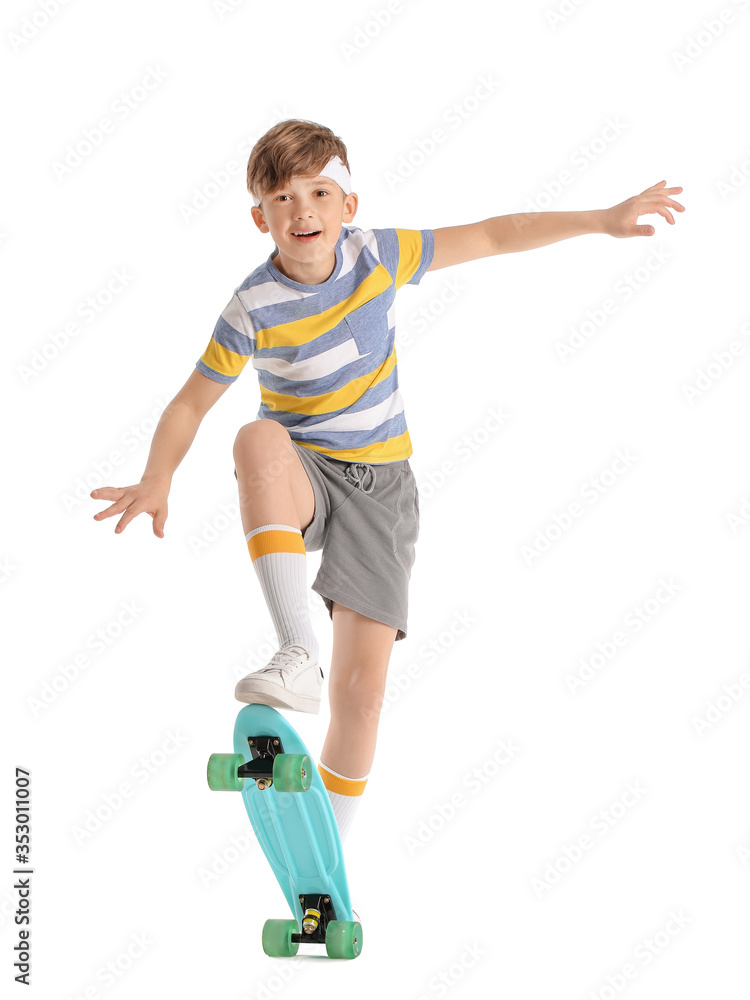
[610,182,685,238]
[646,203,675,226]
[658,194,685,210]
[90,487,126,502]
[93,493,139,534]
[649,198,684,224]
[114,504,141,534]
[90,486,167,536]
[152,509,167,538]
[643,181,684,199]
[643,195,684,212]
[632,191,685,232]
[90,488,134,523]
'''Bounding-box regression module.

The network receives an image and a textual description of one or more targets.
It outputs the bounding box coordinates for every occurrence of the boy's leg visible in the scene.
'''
[234,420,322,709]
[234,419,315,536]
[319,602,398,841]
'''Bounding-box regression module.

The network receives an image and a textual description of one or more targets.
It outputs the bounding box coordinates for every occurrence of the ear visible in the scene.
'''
[250,205,269,233]
[343,191,358,223]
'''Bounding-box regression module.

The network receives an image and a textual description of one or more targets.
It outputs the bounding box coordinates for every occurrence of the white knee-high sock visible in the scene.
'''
[318,762,369,843]
[245,524,318,660]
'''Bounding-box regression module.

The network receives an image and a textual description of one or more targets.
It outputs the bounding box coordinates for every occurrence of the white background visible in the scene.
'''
[4,0,750,997]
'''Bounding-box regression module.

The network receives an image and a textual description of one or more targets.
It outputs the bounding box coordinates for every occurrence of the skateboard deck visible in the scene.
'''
[207,704,362,959]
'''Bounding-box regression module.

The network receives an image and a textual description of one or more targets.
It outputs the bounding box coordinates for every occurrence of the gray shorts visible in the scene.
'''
[237,443,420,640]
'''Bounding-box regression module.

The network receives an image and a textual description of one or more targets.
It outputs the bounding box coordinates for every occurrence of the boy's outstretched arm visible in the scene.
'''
[427,180,685,272]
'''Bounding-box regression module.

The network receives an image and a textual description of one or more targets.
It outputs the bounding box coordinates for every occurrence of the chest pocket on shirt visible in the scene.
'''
[344,297,390,357]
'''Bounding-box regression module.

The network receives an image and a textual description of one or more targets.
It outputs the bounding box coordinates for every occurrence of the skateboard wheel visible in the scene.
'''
[272,753,312,794]
[206,753,245,791]
[262,918,299,958]
[325,920,363,959]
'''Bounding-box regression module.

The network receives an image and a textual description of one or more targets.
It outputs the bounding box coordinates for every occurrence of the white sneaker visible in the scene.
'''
[234,645,323,714]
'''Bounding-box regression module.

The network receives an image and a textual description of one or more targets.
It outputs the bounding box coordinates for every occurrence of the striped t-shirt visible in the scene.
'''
[196,224,435,464]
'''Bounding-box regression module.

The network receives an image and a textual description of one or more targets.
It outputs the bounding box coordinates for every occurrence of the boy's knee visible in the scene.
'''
[233,421,300,502]
[233,419,291,462]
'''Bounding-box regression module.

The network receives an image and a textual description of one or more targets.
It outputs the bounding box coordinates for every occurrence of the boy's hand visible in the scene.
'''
[603,180,685,238]
[91,477,169,537]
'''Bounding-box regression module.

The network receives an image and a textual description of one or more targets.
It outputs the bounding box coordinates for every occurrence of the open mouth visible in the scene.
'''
[292,230,321,242]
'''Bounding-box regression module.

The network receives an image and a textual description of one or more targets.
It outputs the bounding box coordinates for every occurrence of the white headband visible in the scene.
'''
[252,155,351,206]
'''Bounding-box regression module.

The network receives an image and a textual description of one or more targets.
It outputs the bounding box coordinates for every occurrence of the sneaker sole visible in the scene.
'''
[234,678,321,714]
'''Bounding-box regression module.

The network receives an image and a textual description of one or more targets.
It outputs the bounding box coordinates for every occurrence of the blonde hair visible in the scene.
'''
[246,119,350,204]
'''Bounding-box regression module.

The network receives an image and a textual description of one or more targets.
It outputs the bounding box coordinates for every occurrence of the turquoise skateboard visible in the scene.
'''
[207,704,362,959]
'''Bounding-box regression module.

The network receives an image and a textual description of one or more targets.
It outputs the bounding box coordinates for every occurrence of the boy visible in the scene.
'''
[91,118,684,842]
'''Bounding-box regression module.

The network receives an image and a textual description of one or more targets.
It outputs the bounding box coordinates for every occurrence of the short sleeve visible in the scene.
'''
[373,228,434,289]
[196,291,256,385]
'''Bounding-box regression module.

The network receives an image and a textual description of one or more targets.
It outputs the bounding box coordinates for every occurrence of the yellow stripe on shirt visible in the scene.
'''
[260,348,397,415]
[394,229,424,289]
[300,429,413,464]
[255,266,392,351]
[199,338,251,380]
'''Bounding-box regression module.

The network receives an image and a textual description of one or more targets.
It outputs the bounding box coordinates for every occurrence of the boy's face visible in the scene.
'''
[251,172,358,283]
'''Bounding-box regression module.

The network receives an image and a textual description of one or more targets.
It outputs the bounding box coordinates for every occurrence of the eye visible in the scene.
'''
[316,190,329,197]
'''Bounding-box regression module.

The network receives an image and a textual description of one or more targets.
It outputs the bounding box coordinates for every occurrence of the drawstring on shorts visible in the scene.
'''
[343,462,377,494]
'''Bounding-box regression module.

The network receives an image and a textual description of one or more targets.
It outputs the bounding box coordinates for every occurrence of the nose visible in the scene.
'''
[293,191,316,217]
[294,203,314,219]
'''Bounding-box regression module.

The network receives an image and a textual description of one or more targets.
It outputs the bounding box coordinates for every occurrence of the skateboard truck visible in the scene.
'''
[239,736,286,790]
[295,894,338,943]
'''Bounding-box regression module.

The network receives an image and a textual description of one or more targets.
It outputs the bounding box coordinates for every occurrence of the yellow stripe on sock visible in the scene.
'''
[247,529,305,562]
[318,764,368,797]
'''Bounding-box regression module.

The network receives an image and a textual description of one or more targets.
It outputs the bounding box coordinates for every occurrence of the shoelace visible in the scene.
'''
[256,646,309,676]
[343,462,377,494]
